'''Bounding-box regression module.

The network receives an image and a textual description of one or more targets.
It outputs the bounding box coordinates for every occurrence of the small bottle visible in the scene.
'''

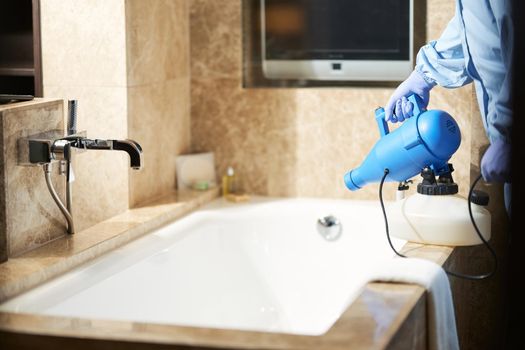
[222,166,236,196]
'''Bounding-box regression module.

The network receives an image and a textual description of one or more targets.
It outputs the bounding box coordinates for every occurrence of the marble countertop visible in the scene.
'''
[0,190,454,349]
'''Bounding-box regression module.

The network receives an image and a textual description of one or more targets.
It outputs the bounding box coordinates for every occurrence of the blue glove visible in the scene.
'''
[481,139,511,183]
[385,70,435,123]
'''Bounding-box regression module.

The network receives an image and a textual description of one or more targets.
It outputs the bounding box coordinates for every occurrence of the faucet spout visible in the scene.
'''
[112,139,143,170]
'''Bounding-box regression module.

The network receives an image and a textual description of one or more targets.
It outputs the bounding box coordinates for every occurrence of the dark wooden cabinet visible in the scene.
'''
[0,0,42,96]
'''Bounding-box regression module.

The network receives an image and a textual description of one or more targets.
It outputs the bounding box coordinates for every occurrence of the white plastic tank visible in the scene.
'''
[388,193,491,246]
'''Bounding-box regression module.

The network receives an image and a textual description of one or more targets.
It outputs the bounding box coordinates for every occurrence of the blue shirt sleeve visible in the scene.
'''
[415,9,472,88]
[486,0,513,143]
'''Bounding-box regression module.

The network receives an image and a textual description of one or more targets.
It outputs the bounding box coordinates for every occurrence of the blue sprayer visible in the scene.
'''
[344,95,461,191]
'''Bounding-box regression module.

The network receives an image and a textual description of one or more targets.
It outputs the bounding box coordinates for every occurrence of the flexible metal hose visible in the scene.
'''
[43,163,75,234]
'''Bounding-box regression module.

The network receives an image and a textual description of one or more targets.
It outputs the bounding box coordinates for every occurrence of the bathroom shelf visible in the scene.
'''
[0,0,42,96]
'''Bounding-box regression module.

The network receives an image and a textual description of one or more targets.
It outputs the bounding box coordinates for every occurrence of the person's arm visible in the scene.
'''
[415,8,472,88]
[385,8,472,122]
[485,0,513,144]
[481,0,513,183]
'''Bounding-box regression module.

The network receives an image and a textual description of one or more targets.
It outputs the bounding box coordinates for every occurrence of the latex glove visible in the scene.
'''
[481,139,511,183]
[385,70,435,123]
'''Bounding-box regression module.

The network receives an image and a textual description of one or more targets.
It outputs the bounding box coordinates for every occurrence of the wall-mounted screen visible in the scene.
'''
[261,0,413,81]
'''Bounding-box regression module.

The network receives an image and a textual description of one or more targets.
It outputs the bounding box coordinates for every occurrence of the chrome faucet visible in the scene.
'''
[64,137,142,169]
[54,136,142,234]
[20,100,143,234]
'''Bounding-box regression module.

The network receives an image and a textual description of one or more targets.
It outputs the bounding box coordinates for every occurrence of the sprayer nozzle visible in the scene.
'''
[344,171,360,191]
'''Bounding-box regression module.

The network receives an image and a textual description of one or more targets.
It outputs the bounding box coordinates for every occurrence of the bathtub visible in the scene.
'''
[0,196,405,336]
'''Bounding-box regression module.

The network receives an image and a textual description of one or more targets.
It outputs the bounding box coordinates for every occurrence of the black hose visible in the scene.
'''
[379,169,406,258]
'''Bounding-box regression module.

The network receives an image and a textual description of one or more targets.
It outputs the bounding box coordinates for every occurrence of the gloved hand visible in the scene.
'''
[385,70,435,123]
[481,139,511,183]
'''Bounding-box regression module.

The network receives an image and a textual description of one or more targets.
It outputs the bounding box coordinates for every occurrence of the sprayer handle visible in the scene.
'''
[374,107,390,137]
[407,94,424,117]
[374,95,423,138]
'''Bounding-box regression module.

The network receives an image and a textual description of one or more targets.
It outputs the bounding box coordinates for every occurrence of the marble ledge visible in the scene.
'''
[0,98,63,113]
[0,187,220,303]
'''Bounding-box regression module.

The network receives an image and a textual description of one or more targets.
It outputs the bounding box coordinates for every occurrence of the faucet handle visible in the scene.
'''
[60,131,87,152]
[80,139,112,150]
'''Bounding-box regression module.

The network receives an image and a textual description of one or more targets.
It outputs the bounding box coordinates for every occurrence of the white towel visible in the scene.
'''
[369,257,459,350]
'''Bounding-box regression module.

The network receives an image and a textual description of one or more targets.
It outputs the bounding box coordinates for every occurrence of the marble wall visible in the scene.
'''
[0,100,66,260]
[126,0,191,206]
[39,0,191,234]
[40,0,129,232]
[190,0,473,200]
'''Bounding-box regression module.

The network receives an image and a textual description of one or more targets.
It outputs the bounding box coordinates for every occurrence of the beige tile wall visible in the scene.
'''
[40,0,129,231]
[126,0,191,206]
[39,0,191,233]
[0,100,66,259]
[190,0,473,200]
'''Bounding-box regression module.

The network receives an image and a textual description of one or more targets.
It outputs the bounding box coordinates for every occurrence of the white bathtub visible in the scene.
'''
[0,197,405,335]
